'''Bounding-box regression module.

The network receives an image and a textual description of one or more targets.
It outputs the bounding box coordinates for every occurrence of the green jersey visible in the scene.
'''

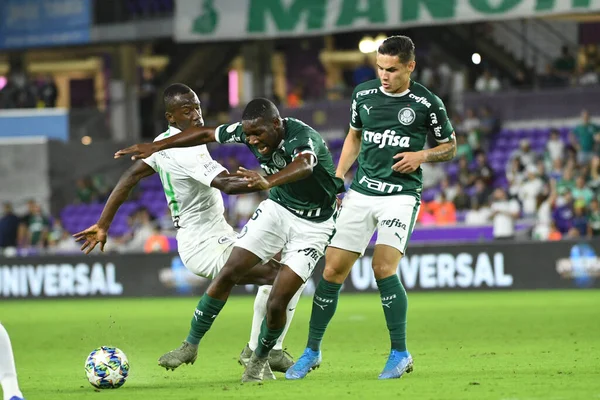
[349,79,454,198]
[216,118,345,222]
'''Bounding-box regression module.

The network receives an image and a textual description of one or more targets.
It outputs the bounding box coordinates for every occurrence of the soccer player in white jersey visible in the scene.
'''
[0,323,25,400]
[74,84,297,372]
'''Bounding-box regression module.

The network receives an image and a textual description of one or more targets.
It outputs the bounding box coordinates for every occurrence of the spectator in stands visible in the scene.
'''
[47,218,79,254]
[452,183,471,211]
[506,157,525,197]
[439,177,459,202]
[455,134,473,162]
[121,208,155,253]
[460,108,481,151]
[570,110,600,165]
[511,139,536,167]
[457,156,474,188]
[473,152,494,186]
[421,162,445,189]
[287,84,304,108]
[588,156,600,193]
[546,129,565,164]
[0,203,19,250]
[478,105,500,138]
[465,202,491,226]
[490,187,520,240]
[75,178,97,204]
[553,45,576,81]
[475,69,501,93]
[144,224,170,253]
[429,192,457,226]
[587,199,600,237]
[352,56,376,86]
[571,205,589,237]
[557,164,576,194]
[518,165,545,217]
[577,64,599,86]
[471,178,493,209]
[548,158,564,182]
[19,201,50,248]
[539,63,566,88]
[552,191,574,234]
[38,74,58,108]
[532,186,557,241]
[572,175,594,207]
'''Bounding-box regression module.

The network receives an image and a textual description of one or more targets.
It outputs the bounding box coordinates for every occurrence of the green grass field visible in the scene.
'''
[3,290,600,400]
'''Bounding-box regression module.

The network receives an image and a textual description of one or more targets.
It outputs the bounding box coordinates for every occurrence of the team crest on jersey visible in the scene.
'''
[398,107,416,125]
[272,152,287,168]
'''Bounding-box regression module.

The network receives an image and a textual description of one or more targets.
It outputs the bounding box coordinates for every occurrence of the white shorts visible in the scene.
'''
[182,232,237,279]
[329,189,420,256]
[236,199,336,282]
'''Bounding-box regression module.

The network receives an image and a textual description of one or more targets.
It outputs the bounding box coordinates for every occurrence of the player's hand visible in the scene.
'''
[114,142,158,160]
[237,167,270,190]
[392,151,425,173]
[73,224,108,255]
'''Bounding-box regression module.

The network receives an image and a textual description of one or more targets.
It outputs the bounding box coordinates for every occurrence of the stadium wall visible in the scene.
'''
[1,240,598,299]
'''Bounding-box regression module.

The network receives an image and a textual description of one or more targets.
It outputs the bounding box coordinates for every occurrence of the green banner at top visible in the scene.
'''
[174,0,598,42]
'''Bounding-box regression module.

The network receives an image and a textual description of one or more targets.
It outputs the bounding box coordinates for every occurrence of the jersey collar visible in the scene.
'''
[379,86,411,97]
[168,126,182,135]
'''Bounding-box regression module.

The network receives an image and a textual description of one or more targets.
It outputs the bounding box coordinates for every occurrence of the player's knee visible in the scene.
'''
[266,294,287,320]
[215,264,245,286]
[371,261,398,280]
[322,264,348,284]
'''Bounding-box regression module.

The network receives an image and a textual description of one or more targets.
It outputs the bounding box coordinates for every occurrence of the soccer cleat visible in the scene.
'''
[242,352,276,382]
[378,350,414,380]
[158,341,198,371]
[9,397,25,400]
[238,344,294,372]
[238,343,252,367]
[285,348,321,380]
[268,348,295,372]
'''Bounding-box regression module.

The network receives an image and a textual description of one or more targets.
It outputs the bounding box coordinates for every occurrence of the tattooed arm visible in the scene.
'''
[392,133,457,173]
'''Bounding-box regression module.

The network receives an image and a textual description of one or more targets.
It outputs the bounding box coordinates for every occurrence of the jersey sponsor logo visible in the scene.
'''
[217,235,233,244]
[380,218,407,230]
[261,164,280,175]
[398,107,416,125]
[429,112,438,125]
[272,152,287,169]
[226,122,240,133]
[433,125,443,137]
[203,161,220,175]
[408,93,432,108]
[358,175,403,194]
[362,104,373,114]
[298,247,320,262]
[363,129,411,149]
[356,88,378,97]
[351,100,359,124]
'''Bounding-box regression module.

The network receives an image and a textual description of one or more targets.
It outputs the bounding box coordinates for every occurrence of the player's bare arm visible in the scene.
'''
[73,161,155,254]
[335,127,362,179]
[211,171,272,195]
[238,153,316,190]
[114,127,217,160]
[392,133,457,173]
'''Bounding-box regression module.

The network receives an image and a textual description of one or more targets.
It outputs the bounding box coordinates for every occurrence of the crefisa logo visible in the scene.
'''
[556,243,600,288]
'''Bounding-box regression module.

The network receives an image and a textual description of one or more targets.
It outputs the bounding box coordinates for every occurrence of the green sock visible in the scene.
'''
[255,318,285,358]
[307,278,342,351]
[376,275,408,352]
[186,294,226,345]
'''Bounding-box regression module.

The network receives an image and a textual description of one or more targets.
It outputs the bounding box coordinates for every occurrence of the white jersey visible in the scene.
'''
[143,126,235,263]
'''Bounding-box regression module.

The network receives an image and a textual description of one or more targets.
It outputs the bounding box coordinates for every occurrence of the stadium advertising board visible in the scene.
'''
[0,0,91,49]
[1,241,598,298]
[175,0,600,42]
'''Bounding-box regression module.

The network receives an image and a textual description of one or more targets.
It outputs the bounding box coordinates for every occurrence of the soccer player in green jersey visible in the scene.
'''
[286,35,457,380]
[116,98,345,382]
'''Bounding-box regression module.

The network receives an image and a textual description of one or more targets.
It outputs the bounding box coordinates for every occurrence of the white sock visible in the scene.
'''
[273,283,305,350]
[0,323,23,400]
[248,285,271,351]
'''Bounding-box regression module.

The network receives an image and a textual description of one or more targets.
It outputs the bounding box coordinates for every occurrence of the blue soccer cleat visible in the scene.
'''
[378,350,414,380]
[10,397,25,400]
[285,348,321,380]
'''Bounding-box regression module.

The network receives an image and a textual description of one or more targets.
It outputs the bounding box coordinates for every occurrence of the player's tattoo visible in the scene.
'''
[424,136,457,163]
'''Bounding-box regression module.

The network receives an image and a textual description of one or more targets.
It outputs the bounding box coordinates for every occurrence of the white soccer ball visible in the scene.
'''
[84,346,130,389]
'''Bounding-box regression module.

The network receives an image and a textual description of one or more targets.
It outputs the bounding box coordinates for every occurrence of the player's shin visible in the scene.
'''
[273,283,305,350]
[186,294,226,345]
[376,275,408,352]
[248,285,271,351]
[306,278,342,351]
